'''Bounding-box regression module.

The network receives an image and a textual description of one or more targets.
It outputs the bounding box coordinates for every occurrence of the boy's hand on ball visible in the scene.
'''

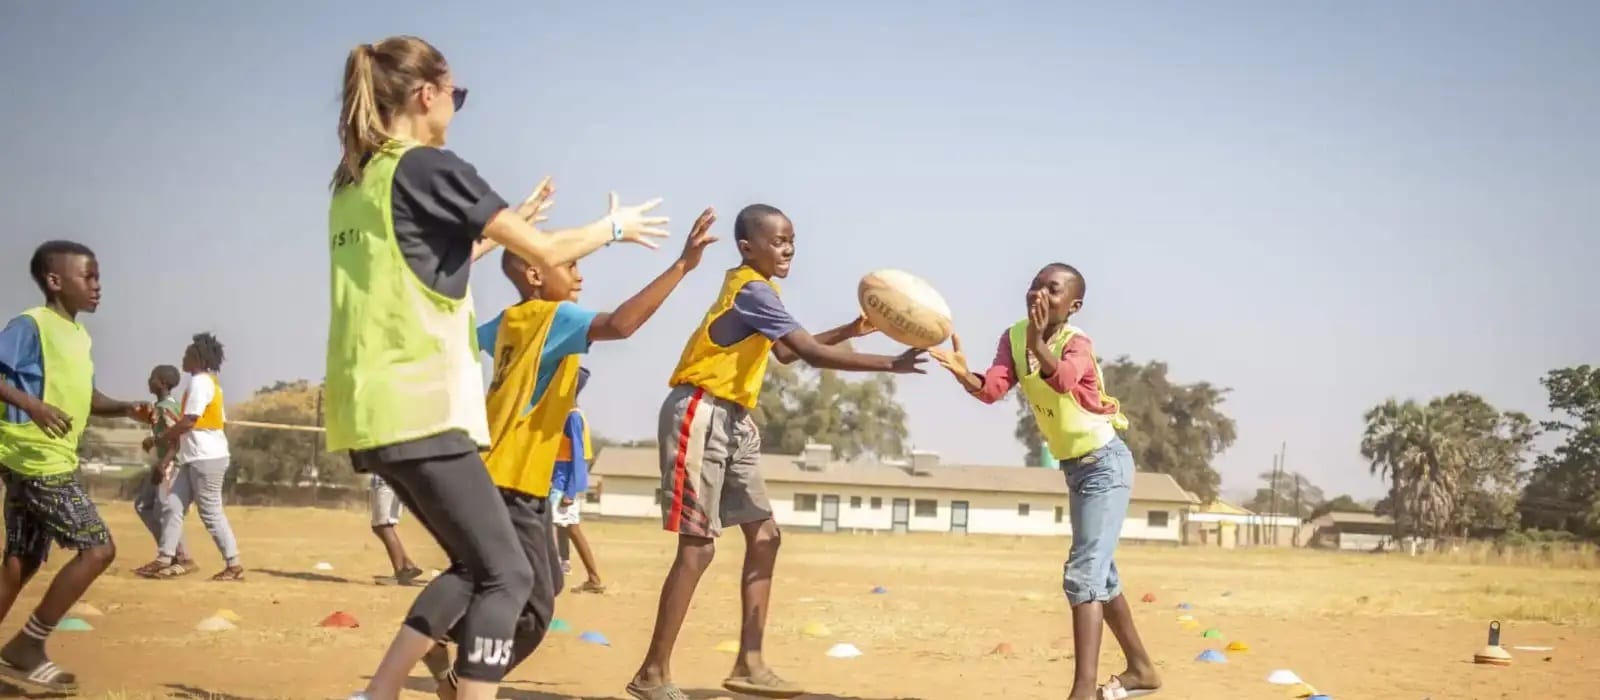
[928,334,968,375]
[889,348,928,374]
[850,315,876,337]
[678,208,719,270]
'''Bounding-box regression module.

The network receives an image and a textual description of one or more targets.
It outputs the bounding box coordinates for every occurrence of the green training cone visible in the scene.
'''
[549,619,572,633]
[1202,629,1222,639]
[57,618,93,632]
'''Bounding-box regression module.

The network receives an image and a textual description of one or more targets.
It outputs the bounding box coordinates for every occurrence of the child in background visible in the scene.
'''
[628,204,925,700]
[928,263,1159,700]
[0,241,151,693]
[414,209,720,698]
[551,368,603,593]
[370,474,424,585]
[132,365,193,577]
[149,333,244,581]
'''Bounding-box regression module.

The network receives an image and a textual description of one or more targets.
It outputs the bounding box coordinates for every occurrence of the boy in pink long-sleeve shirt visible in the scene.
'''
[930,262,1157,700]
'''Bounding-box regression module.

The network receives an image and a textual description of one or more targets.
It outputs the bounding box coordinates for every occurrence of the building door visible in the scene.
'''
[821,495,840,533]
[950,500,969,533]
[891,498,910,533]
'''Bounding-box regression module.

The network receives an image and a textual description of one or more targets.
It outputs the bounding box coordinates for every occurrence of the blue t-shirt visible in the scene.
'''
[551,409,590,496]
[477,301,597,411]
[0,315,45,424]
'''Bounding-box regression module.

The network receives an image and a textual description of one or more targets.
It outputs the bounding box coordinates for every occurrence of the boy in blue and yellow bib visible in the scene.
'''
[416,209,721,695]
[550,371,605,593]
[0,241,150,694]
[929,263,1160,700]
[628,204,927,700]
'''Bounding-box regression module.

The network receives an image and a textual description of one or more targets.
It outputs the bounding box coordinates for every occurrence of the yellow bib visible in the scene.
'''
[1010,321,1128,460]
[668,266,780,408]
[482,300,582,497]
[183,374,226,430]
[556,408,592,461]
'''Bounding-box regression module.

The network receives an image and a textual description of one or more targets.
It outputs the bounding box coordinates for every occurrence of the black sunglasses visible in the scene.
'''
[452,86,468,111]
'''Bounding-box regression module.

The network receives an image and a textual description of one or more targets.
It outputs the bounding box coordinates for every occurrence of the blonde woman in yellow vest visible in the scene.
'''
[929,263,1160,700]
[413,209,721,697]
[629,204,927,700]
[137,333,243,582]
[0,241,152,694]
[327,36,674,700]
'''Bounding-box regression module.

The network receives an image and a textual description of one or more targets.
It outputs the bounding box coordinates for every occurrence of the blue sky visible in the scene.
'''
[1,1,1594,500]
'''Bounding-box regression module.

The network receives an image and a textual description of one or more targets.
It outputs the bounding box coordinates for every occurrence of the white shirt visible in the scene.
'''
[178,373,230,463]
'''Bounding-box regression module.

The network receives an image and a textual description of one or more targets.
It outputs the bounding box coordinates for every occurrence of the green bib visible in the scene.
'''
[1009,320,1128,461]
[324,140,490,452]
[0,308,94,476]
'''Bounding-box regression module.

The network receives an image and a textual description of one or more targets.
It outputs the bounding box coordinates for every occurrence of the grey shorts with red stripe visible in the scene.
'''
[656,384,773,538]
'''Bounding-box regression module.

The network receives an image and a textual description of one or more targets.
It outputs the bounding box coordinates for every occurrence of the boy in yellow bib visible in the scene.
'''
[415,209,720,697]
[930,263,1160,700]
[628,204,927,700]
[0,241,150,693]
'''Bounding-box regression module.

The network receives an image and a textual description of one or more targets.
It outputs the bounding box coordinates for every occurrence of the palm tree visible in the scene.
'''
[1361,398,1473,542]
[1361,399,1415,538]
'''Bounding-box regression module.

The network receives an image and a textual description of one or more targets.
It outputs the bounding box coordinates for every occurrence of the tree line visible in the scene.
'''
[82,354,1597,542]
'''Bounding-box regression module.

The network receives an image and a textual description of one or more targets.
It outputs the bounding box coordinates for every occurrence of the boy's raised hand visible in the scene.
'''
[677,208,719,270]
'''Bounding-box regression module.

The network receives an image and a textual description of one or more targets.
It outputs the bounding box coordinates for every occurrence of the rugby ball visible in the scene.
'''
[857,269,953,349]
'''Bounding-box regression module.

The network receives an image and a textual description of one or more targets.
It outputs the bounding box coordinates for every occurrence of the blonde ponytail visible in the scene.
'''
[330,36,449,190]
[332,44,388,190]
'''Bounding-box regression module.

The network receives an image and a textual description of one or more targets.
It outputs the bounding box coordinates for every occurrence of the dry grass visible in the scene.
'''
[19,503,1600,699]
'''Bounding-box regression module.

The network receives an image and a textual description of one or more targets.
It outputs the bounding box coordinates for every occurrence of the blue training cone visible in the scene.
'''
[871,586,888,595]
[579,631,610,646]
[1195,649,1227,664]
[1177,602,1193,610]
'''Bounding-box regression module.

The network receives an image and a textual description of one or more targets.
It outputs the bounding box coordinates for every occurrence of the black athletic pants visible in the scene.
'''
[367,452,536,683]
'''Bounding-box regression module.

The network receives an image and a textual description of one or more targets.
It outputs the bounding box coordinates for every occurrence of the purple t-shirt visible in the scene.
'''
[708,282,800,347]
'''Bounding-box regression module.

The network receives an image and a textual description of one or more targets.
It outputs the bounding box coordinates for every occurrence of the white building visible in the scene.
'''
[589,444,1199,542]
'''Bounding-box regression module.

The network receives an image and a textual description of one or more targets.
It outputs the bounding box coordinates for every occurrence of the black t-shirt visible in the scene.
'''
[351,147,509,470]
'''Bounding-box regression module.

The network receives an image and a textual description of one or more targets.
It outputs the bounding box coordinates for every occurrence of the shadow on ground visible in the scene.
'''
[161,683,263,700]
[253,568,354,584]
[399,676,921,700]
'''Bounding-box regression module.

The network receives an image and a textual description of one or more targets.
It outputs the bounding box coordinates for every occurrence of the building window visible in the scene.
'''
[871,497,883,510]
[584,490,600,504]
[1147,511,1170,528]
[1017,503,1031,517]
[1054,506,1065,523]
[850,496,862,509]
[914,499,937,517]
[795,494,819,512]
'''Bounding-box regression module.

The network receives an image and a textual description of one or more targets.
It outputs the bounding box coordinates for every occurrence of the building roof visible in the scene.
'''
[1313,511,1393,526]
[1197,499,1254,516]
[591,447,1199,504]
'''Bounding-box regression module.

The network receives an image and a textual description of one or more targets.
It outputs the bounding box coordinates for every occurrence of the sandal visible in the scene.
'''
[571,580,607,594]
[723,667,804,699]
[0,658,78,693]
[1099,675,1160,699]
[625,680,690,700]
[132,560,168,579]
[211,565,246,581]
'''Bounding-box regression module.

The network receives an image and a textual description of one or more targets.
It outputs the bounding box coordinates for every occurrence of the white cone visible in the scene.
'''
[826,643,862,658]
[1267,669,1302,685]
[196,615,236,632]
[314,562,334,571]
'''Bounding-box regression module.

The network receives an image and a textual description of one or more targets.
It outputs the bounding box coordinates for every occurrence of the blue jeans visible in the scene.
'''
[1060,437,1134,606]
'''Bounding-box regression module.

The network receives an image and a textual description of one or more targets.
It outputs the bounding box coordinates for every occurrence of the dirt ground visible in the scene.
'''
[7,503,1596,699]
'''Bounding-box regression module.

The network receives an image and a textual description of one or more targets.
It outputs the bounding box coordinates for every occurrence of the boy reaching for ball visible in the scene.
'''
[928,263,1159,700]
[415,208,721,699]
[626,204,926,700]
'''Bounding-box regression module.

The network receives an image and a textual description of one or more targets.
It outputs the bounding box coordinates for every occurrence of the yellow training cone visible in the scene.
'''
[1289,683,1319,698]
[801,622,832,638]
[1176,614,1195,622]
[214,609,243,622]
[1225,640,1251,653]
[714,640,739,653]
